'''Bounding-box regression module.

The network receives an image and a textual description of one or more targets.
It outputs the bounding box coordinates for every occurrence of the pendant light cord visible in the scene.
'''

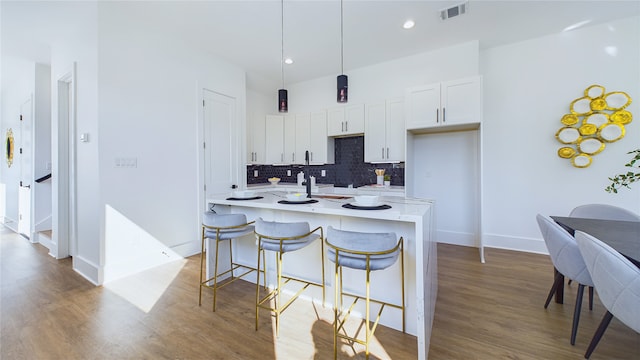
[340,0,344,75]
[281,0,285,88]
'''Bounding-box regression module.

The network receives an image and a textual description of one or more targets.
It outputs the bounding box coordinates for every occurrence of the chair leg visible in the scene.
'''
[545,272,564,308]
[585,311,614,359]
[588,286,593,311]
[570,284,585,345]
[212,236,221,312]
[365,264,371,359]
[255,245,262,331]
[198,234,206,306]
[276,251,283,337]
[333,260,339,360]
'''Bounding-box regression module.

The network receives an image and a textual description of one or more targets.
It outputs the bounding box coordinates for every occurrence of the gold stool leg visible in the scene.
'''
[198,228,206,306]
[365,259,371,359]
[333,257,339,360]
[255,242,262,331]
[212,233,221,312]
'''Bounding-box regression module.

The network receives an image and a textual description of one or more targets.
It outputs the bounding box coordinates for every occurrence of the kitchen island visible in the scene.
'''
[206,191,436,359]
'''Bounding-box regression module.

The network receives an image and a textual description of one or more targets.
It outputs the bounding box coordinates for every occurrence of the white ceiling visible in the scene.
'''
[2,1,639,93]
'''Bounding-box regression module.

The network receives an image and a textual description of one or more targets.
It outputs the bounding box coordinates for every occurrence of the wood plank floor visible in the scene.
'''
[1,225,638,359]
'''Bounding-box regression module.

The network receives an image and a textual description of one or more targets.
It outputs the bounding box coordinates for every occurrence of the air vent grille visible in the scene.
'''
[440,1,468,21]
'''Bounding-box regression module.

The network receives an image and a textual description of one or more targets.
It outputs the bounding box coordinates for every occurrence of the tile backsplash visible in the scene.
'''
[247,136,404,187]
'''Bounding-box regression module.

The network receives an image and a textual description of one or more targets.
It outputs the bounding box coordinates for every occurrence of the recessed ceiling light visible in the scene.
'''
[403,20,415,29]
[284,58,294,65]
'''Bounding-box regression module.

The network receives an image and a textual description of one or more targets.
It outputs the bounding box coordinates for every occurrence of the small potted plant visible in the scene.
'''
[383,174,391,187]
[606,149,640,193]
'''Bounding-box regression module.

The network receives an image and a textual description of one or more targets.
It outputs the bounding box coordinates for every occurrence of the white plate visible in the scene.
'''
[352,201,382,207]
[285,197,310,203]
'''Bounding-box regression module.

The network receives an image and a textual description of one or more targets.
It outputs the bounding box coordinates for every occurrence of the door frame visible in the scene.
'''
[53,63,77,259]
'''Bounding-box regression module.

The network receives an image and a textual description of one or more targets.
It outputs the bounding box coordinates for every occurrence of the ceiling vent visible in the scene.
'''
[440,1,468,21]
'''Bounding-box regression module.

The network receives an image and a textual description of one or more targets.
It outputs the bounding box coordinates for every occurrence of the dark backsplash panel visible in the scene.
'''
[247,136,405,188]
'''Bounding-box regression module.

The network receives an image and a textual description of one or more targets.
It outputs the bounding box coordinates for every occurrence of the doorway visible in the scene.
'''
[201,88,237,209]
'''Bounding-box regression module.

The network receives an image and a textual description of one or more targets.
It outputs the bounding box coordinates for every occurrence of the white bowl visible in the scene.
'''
[354,195,379,206]
[268,177,280,185]
[286,193,307,202]
[233,190,256,198]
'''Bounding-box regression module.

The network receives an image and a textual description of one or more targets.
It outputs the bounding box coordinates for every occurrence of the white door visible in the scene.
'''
[18,97,33,239]
[203,89,236,200]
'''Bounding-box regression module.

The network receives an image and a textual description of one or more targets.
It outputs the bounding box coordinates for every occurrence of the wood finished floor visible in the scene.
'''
[1,225,638,359]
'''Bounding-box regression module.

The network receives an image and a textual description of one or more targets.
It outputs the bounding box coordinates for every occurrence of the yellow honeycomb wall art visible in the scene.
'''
[556,85,632,168]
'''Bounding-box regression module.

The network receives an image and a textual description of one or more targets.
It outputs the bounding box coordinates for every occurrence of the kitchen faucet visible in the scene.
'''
[304,150,312,198]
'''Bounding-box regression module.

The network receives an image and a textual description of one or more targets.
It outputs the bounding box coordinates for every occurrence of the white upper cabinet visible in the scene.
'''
[365,98,405,163]
[309,110,334,164]
[294,113,310,165]
[406,76,482,131]
[247,111,266,164]
[327,103,365,137]
[283,114,296,164]
[265,114,284,164]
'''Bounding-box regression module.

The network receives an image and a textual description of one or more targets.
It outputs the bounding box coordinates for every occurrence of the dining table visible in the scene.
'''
[550,216,640,303]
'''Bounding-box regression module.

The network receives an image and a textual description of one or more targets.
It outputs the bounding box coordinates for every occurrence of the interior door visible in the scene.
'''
[18,97,33,239]
[203,89,236,201]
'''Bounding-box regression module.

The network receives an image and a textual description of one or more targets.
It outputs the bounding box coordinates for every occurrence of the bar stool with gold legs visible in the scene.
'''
[199,211,264,311]
[254,217,325,337]
[325,226,405,360]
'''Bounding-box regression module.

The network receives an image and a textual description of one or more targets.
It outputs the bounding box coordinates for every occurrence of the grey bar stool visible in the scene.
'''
[325,226,405,360]
[254,217,325,336]
[199,211,263,311]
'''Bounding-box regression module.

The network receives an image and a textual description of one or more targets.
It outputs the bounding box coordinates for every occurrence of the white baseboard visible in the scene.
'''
[171,240,201,258]
[435,230,478,247]
[2,217,18,233]
[73,255,101,285]
[482,233,548,255]
[435,229,549,256]
[37,232,56,257]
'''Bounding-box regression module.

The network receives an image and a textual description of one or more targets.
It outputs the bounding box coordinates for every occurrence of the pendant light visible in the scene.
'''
[337,0,348,103]
[278,0,288,113]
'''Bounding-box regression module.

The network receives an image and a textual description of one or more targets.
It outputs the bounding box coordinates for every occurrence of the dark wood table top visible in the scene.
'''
[551,216,640,267]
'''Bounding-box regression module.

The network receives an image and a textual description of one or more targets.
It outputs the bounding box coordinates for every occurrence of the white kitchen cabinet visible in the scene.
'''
[247,111,265,164]
[406,76,481,131]
[308,110,334,164]
[327,103,365,137]
[365,98,405,162]
[265,114,284,164]
[283,114,296,164]
[294,113,310,164]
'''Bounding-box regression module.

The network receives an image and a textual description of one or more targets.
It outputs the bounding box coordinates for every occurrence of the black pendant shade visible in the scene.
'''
[278,89,288,113]
[337,74,348,103]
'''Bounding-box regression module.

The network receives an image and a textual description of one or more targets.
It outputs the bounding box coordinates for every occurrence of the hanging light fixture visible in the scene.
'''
[337,0,348,103]
[278,0,288,113]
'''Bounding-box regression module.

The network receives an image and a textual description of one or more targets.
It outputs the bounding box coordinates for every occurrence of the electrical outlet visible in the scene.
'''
[287,170,291,176]
[321,170,326,177]
[254,170,259,177]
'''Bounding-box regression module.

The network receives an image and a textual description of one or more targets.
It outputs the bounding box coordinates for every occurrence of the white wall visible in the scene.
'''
[33,63,51,232]
[480,16,640,252]
[97,2,247,283]
[49,1,100,278]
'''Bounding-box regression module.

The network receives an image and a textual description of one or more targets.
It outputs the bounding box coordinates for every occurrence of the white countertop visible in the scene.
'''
[208,191,431,222]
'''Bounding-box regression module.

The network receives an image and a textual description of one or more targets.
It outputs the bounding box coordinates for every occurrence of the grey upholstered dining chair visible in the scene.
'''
[569,204,640,221]
[536,214,594,345]
[574,231,640,359]
[199,211,259,311]
[325,226,405,360]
